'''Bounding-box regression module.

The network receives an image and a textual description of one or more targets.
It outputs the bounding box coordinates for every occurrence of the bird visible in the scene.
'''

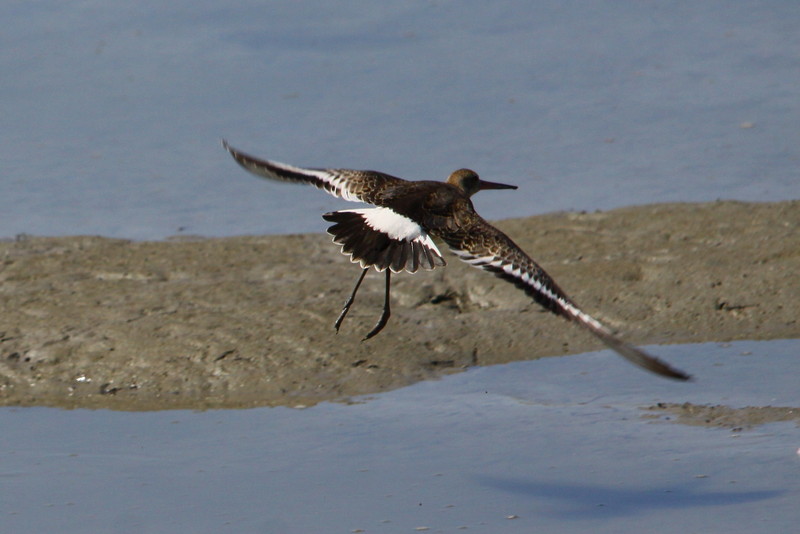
[222,140,690,381]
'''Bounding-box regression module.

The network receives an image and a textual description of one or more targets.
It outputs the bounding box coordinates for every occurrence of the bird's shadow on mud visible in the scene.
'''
[473,474,782,519]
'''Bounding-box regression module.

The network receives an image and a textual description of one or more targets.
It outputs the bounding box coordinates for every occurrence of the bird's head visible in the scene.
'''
[447,169,518,197]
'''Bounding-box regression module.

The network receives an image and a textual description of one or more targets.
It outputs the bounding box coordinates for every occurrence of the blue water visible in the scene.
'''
[1,340,798,533]
[2,1,799,240]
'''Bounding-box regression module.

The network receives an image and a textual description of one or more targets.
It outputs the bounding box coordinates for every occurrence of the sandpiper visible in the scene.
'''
[223,141,690,381]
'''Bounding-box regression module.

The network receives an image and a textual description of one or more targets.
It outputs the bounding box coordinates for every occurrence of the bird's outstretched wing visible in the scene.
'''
[223,140,405,205]
[438,218,691,381]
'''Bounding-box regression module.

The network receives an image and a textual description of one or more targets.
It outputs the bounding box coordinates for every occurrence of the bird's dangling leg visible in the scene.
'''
[363,270,391,341]
[334,267,369,333]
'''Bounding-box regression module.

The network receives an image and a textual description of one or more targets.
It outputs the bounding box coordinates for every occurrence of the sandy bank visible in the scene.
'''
[1,200,797,411]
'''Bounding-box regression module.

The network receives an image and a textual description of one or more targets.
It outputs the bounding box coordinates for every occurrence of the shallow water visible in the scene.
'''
[2,2,799,240]
[2,339,798,533]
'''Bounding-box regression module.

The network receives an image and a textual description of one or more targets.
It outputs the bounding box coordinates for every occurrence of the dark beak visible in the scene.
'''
[478,179,518,191]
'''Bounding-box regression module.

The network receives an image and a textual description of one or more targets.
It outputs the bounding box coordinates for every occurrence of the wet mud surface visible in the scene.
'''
[643,402,800,430]
[1,200,798,414]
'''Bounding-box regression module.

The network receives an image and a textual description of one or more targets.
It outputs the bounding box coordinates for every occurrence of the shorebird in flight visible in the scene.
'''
[223,141,690,380]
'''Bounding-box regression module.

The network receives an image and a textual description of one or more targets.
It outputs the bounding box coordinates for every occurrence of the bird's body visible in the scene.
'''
[223,141,690,381]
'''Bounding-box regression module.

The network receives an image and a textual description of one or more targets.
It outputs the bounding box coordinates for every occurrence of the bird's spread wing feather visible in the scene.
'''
[223,141,404,204]
[323,208,446,273]
[440,218,691,381]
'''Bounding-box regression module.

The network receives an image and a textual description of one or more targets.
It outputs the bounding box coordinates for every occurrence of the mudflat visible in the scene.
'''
[1,201,797,411]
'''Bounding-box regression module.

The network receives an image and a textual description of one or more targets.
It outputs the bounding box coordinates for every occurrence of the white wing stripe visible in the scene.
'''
[266,160,361,201]
[455,249,607,331]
